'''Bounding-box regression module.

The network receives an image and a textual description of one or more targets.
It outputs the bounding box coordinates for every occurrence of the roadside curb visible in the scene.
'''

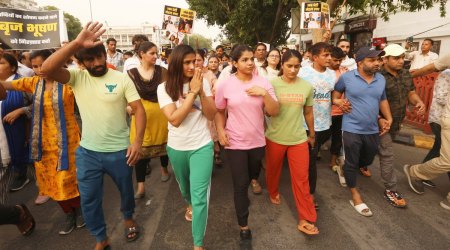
[393,132,434,149]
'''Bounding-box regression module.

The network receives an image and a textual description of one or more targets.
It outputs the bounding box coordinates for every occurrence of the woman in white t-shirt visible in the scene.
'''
[257,48,281,81]
[157,45,217,250]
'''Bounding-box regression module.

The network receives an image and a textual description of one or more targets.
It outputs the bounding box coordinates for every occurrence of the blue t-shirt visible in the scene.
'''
[299,65,336,131]
[334,69,387,134]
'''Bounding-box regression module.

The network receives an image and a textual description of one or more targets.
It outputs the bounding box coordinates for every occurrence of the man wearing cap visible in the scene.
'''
[372,44,425,208]
[332,47,393,217]
[404,51,450,210]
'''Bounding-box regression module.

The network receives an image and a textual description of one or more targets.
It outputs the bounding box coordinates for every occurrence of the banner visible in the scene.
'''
[162,5,196,34]
[0,7,66,50]
[300,2,330,29]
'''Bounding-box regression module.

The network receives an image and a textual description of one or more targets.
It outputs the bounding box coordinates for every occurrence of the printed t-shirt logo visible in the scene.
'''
[105,84,117,94]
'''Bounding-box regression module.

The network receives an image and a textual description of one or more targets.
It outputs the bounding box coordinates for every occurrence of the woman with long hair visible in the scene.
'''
[258,48,281,81]
[127,41,170,199]
[215,44,279,240]
[265,50,319,235]
[0,53,31,204]
[157,45,217,250]
[0,50,84,235]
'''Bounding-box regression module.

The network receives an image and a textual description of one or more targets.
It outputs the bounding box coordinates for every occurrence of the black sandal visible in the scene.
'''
[16,204,35,236]
[124,225,140,242]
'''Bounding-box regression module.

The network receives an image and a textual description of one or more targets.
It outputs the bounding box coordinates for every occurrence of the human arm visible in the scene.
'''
[434,71,450,106]
[379,99,393,134]
[304,105,315,147]
[199,84,217,121]
[0,80,14,91]
[408,91,425,115]
[332,75,352,113]
[214,109,230,147]
[126,99,145,166]
[411,63,438,78]
[158,69,204,127]
[41,22,106,84]
[245,83,279,116]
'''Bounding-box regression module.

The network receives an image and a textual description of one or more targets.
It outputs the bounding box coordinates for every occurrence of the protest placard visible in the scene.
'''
[300,2,330,30]
[162,5,196,35]
[0,7,67,50]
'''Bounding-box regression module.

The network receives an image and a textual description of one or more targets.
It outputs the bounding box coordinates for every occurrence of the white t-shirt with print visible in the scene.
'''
[299,65,336,131]
[157,79,213,150]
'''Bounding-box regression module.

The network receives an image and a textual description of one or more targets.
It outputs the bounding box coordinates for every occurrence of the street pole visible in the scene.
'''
[88,0,93,21]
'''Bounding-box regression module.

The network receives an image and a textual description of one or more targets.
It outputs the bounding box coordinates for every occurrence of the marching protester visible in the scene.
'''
[126,41,170,200]
[254,43,267,67]
[207,55,221,79]
[299,42,336,208]
[0,54,32,197]
[157,45,217,250]
[40,22,146,249]
[370,44,425,208]
[332,47,393,217]
[215,44,279,240]
[0,49,85,234]
[404,52,450,210]
[265,49,318,235]
[106,38,123,69]
[123,34,149,72]
[327,46,347,180]
[257,48,281,81]
[336,39,357,71]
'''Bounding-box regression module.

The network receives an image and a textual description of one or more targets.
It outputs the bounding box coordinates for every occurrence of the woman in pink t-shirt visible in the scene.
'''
[215,45,279,240]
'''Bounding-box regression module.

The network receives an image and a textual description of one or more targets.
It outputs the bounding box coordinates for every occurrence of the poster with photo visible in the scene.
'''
[162,5,196,34]
[301,2,330,30]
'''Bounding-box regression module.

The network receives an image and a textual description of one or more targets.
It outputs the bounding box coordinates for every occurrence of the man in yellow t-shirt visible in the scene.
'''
[41,22,146,249]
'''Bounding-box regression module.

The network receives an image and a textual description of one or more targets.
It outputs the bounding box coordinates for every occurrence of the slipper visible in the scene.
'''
[336,166,347,187]
[360,167,372,177]
[297,222,319,235]
[185,207,192,222]
[124,225,140,242]
[349,200,373,217]
[269,194,281,205]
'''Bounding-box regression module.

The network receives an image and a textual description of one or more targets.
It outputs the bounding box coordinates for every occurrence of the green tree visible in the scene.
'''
[182,34,213,50]
[43,6,82,41]
[187,0,447,46]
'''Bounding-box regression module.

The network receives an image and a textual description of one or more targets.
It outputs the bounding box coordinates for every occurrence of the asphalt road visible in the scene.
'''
[1,143,449,250]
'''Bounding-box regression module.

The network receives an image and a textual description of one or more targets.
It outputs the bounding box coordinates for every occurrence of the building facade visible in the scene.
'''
[100,23,155,52]
[300,4,450,56]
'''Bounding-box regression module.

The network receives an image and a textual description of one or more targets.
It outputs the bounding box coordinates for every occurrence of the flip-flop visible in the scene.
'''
[349,200,373,217]
[297,222,319,235]
[16,204,35,236]
[124,225,140,242]
[269,194,281,205]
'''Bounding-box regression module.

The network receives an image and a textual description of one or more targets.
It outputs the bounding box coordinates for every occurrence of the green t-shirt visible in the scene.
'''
[265,77,314,145]
[68,69,140,152]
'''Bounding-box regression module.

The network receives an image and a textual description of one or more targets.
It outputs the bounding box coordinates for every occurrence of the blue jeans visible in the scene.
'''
[75,146,135,242]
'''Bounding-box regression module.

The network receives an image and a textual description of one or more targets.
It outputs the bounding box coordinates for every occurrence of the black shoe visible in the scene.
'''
[59,213,76,235]
[240,229,252,240]
[10,177,30,192]
[422,180,436,188]
[74,208,86,228]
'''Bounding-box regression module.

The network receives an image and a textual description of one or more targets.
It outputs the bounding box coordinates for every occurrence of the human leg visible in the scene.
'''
[188,142,214,247]
[75,147,107,242]
[265,139,287,203]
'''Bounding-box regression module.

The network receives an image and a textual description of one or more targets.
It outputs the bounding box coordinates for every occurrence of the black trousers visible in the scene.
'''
[0,204,20,225]
[342,132,379,188]
[308,129,331,194]
[330,115,343,155]
[225,147,264,227]
[135,155,169,183]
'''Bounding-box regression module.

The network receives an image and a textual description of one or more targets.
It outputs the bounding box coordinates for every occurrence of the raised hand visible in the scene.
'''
[75,21,106,49]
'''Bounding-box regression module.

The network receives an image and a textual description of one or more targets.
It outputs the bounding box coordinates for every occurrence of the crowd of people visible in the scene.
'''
[0,21,449,250]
